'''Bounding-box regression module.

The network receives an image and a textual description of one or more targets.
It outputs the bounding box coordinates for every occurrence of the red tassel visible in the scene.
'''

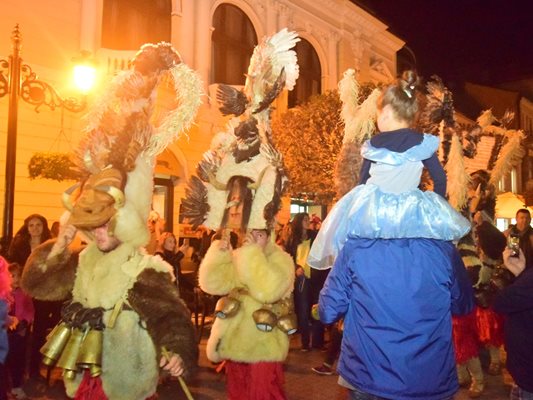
[476,307,505,347]
[74,371,108,400]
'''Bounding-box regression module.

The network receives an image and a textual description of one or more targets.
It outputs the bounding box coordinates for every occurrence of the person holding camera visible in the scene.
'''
[494,248,533,399]
[504,209,533,270]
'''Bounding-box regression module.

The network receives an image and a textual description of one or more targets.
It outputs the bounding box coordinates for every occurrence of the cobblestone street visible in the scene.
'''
[19,335,510,400]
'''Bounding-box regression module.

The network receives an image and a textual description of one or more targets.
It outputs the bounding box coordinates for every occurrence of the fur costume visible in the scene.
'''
[199,240,294,363]
[21,42,203,400]
[183,29,299,399]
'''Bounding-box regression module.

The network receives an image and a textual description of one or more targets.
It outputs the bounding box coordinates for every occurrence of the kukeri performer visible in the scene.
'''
[182,29,300,399]
[22,42,203,400]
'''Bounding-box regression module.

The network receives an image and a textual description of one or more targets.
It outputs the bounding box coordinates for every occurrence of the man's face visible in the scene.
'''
[92,222,121,252]
[516,211,531,232]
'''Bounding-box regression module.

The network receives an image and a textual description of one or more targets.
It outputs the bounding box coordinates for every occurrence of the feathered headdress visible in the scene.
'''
[334,69,380,198]
[182,29,300,231]
[62,42,203,246]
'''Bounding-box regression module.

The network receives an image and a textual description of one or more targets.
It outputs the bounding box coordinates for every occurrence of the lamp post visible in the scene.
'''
[0,24,90,247]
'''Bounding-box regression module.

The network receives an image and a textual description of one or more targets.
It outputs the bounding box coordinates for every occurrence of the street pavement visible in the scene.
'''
[19,335,510,400]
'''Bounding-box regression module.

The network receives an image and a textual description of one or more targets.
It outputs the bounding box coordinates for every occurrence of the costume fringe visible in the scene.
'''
[446,135,471,210]
[75,372,108,400]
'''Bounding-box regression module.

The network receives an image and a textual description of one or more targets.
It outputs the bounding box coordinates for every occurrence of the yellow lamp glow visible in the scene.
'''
[73,64,96,93]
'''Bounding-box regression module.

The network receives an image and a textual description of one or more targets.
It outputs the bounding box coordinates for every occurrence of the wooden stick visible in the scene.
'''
[161,347,194,400]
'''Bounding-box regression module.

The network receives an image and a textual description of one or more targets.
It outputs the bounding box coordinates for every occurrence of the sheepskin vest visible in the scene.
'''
[65,243,172,400]
[199,241,294,364]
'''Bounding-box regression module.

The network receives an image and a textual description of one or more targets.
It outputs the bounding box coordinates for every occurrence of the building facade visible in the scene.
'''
[0,0,403,237]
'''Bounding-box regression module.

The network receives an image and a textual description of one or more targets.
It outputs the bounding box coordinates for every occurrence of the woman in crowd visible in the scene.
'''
[8,214,51,266]
[155,232,193,299]
[7,214,58,380]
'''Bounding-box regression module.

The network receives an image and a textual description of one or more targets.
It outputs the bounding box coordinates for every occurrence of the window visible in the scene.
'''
[102,0,171,50]
[212,4,257,85]
[288,38,321,108]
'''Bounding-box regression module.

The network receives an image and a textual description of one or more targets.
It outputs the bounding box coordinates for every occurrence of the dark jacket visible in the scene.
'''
[493,266,533,392]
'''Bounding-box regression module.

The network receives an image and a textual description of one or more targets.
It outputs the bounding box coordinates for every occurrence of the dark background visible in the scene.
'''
[352,0,533,87]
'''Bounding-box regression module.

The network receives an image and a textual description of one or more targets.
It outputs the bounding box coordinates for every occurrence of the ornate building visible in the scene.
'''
[0,0,403,235]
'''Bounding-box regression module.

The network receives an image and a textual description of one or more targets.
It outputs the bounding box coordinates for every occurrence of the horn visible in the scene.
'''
[94,185,125,209]
[83,151,100,174]
[247,167,268,190]
[61,183,80,212]
[207,171,228,190]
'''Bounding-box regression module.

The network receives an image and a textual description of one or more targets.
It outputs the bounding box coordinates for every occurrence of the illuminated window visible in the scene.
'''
[102,0,171,50]
[212,4,257,85]
[288,38,321,108]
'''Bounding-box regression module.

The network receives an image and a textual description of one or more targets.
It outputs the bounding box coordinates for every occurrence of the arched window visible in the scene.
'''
[288,39,321,108]
[102,0,171,50]
[212,4,257,85]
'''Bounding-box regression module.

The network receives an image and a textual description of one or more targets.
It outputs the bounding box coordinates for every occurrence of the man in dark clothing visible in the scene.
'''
[493,248,533,399]
[504,209,533,270]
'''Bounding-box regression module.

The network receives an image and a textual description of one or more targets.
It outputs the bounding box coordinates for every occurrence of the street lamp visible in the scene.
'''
[0,24,95,246]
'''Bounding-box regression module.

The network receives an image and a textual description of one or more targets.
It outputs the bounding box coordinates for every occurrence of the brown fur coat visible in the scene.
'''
[22,240,197,400]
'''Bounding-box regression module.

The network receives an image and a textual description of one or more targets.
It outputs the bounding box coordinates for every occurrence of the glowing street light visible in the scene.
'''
[0,24,95,246]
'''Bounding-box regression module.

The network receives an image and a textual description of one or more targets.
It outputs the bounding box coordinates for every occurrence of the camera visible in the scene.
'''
[507,233,520,257]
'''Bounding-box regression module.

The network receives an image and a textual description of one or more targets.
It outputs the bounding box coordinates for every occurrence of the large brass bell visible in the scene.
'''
[57,328,86,379]
[77,329,103,377]
[215,296,240,319]
[252,308,277,332]
[40,322,72,366]
[277,313,298,335]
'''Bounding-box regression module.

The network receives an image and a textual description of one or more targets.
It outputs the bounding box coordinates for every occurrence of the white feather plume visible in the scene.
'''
[146,63,203,157]
[338,69,360,143]
[489,129,526,186]
[244,28,300,107]
[446,135,471,210]
[342,88,380,144]
[477,109,497,129]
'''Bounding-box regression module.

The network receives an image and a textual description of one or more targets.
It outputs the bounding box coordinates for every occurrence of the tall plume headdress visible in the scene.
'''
[62,42,203,246]
[182,29,300,232]
[335,69,381,198]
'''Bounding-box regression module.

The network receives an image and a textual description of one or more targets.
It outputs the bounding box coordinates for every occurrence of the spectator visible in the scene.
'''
[7,214,59,380]
[493,248,533,399]
[504,209,533,270]
[0,257,12,400]
[7,214,51,266]
[285,213,316,351]
[155,232,193,299]
[6,262,34,400]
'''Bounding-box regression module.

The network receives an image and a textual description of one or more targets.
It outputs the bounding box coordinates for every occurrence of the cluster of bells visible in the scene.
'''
[40,323,103,379]
[215,294,298,335]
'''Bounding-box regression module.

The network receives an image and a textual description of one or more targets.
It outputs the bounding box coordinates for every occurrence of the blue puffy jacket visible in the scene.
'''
[319,238,473,400]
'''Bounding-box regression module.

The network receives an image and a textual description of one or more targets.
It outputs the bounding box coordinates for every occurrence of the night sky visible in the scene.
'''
[352,0,533,87]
